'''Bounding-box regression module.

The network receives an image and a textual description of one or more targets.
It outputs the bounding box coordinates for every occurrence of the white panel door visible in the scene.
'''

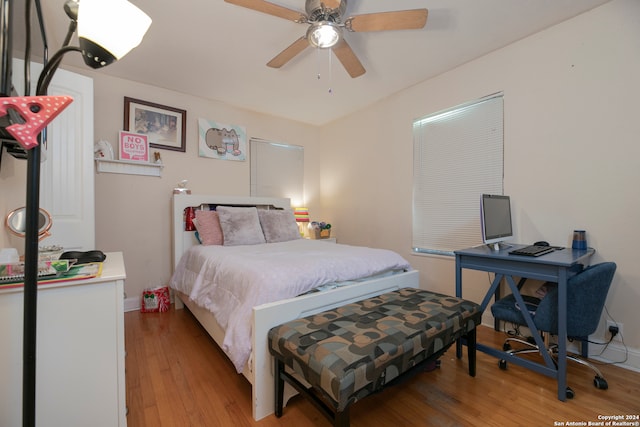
[12,59,95,250]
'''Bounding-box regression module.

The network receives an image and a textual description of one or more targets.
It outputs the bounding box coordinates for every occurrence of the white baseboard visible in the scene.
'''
[590,341,640,373]
[481,320,640,373]
[124,296,140,312]
[124,294,176,313]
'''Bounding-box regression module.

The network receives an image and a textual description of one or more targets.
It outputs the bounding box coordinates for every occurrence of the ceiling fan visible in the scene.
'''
[224,0,428,78]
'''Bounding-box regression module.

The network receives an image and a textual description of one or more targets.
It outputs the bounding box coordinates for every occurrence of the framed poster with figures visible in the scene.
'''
[124,97,186,152]
[198,118,246,161]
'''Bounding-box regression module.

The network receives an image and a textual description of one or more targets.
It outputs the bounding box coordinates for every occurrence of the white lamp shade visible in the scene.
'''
[307,22,341,49]
[77,0,152,67]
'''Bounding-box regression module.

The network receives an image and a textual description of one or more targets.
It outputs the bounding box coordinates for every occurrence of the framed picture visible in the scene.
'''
[198,118,247,161]
[124,97,186,152]
[119,131,149,162]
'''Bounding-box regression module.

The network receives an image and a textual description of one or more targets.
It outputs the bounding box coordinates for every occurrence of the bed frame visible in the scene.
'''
[171,194,420,421]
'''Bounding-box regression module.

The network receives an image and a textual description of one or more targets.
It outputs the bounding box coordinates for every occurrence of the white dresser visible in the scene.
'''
[0,252,127,427]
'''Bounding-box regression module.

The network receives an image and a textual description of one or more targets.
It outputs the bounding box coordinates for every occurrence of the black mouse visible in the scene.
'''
[533,241,549,247]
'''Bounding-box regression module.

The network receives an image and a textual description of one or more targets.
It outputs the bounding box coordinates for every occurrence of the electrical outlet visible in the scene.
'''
[606,320,623,342]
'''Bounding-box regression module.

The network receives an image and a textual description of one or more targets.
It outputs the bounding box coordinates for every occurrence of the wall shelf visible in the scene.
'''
[95,159,163,177]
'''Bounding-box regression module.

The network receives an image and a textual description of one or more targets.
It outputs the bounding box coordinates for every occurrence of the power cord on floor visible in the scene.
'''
[502,322,519,337]
[498,318,628,366]
[590,306,629,365]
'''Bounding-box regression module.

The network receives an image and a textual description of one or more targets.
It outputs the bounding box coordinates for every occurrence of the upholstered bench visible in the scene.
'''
[267,287,482,427]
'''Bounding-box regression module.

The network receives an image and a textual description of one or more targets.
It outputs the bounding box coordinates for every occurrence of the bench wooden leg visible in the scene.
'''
[334,408,350,427]
[467,328,477,377]
[273,356,349,426]
[274,358,285,417]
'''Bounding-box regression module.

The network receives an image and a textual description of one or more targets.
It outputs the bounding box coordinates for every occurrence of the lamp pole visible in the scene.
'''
[22,5,80,426]
[23,144,41,427]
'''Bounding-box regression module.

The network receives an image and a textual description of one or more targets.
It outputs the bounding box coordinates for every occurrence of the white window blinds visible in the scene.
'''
[412,93,504,255]
[250,138,304,206]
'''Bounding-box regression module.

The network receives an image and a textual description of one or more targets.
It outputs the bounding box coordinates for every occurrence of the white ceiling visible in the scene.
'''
[16,0,611,126]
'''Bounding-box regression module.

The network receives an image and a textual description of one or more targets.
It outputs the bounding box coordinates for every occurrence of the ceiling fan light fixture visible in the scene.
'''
[306,21,342,49]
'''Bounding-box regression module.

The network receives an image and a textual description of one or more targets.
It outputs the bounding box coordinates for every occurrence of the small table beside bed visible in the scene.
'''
[169,194,419,421]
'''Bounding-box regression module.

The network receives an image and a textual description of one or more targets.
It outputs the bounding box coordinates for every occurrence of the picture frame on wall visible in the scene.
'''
[124,97,186,152]
[197,118,247,161]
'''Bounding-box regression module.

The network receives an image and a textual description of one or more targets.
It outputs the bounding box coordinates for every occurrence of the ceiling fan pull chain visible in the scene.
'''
[328,47,333,94]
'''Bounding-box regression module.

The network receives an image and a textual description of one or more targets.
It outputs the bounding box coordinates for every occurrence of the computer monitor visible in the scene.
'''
[480,194,513,251]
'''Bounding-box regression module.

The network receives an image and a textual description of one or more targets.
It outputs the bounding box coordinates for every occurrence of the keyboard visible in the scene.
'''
[509,245,555,257]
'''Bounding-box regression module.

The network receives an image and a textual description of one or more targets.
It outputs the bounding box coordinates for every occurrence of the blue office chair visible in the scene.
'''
[490,262,617,398]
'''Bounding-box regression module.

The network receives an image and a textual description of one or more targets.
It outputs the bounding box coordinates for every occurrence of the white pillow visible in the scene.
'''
[216,206,266,246]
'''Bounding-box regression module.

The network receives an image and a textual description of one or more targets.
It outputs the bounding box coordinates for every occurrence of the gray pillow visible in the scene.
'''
[217,206,266,246]
[258,209,301,243]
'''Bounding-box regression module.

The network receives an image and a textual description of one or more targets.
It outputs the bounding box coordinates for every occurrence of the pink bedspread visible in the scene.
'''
[169,239,412,372]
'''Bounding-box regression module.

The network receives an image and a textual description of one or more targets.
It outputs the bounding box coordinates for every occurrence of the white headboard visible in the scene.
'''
[171,194,291,269]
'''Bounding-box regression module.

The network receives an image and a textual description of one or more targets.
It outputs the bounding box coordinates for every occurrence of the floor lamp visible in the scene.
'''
[0,1,151,426]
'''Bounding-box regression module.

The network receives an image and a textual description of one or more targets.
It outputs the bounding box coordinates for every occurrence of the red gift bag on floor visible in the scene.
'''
[141,286,170,313]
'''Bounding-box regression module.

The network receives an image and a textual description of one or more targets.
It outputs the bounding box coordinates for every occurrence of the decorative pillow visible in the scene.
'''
[194,210,223,245]
[258,209,301,243]
[217,206,266,246]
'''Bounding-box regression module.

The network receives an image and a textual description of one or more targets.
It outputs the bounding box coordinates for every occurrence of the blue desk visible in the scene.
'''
[454,244,595,401]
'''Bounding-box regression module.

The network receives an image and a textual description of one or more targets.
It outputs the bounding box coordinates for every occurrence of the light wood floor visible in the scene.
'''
[125,306,640,427]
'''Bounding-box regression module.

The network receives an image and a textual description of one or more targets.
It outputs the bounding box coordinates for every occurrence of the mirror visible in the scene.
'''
[5,207,52,240]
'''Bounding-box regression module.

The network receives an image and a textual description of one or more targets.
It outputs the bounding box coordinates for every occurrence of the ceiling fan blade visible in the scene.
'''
[224,0,303,22]
[348,9,428,32]
[332,39,366,78]
[267,37,309,68]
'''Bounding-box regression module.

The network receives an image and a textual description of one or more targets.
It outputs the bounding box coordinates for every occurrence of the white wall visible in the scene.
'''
[320,0,640,369]
[88,74,322,304]
[1,71,322,307]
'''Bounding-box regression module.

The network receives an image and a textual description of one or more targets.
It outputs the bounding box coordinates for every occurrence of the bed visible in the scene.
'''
[170,194,420,421]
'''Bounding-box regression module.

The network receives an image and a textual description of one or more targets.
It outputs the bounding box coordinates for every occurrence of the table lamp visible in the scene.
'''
[294,207,310,237]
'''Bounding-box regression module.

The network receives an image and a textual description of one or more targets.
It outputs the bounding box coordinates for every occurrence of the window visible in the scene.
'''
[250,138,304,206]
[412,93,504,255]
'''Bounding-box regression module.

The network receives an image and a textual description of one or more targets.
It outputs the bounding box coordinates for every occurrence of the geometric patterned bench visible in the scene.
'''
[267,288,482,427]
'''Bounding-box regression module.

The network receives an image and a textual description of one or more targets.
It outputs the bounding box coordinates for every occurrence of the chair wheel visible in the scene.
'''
[502,342,511,351]
[566,386,575,399]
[499,359,507,370]
[594,376,608,390]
